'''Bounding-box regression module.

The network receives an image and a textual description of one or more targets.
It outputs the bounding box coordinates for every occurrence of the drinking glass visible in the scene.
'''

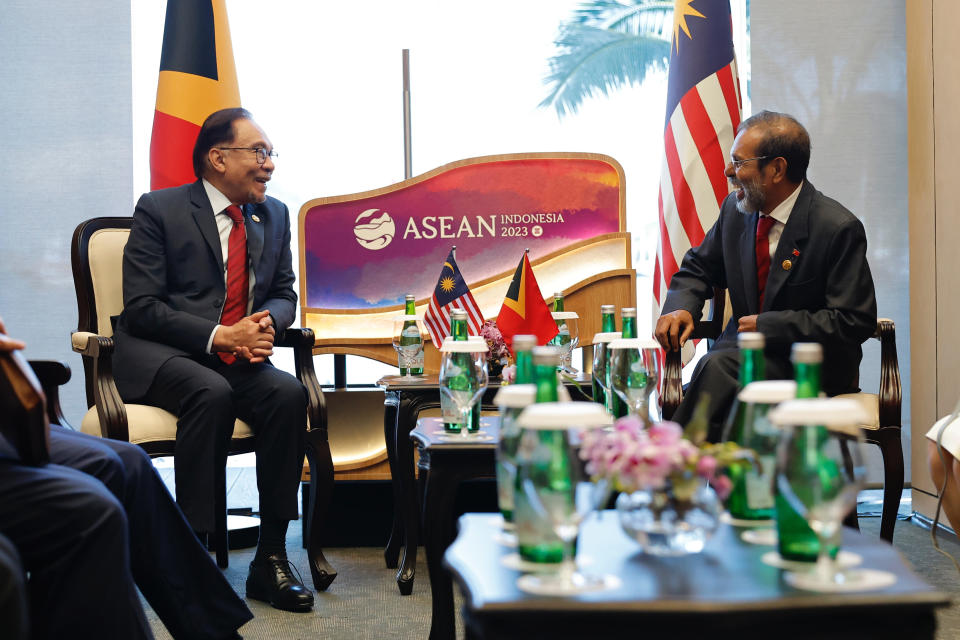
[771,398,873,591]
[438,340,488,437]
[391,314,424,379]
[608,338,661,425]
[591,332,621,414]
[550,312,580,374]
[514,402,616,595]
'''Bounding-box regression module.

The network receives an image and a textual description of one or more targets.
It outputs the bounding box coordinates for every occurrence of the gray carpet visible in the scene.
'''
[143,502,960,640]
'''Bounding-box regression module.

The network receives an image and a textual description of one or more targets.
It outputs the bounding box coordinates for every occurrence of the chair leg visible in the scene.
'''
[304,428,337,591]
[215,466,229,569]
[877,429,904,543]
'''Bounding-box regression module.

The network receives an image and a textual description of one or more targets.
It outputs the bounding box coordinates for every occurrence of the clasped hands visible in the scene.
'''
[654,310,758,351]
[214,310,275,363]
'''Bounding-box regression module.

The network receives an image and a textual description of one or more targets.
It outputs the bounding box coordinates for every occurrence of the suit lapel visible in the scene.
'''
[244,203,265,277]
[740,210,759,314]
[189,181,224,271]
[763,181,813,311]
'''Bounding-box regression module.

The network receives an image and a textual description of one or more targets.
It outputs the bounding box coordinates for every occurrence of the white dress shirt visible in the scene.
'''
[202,179,257,353]
[759,181,803,258]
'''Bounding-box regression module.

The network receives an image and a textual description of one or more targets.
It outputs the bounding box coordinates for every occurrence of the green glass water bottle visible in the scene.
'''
[600,304,616,333]
[442,309,481,432]
[398,294,424,376]
[609,307,638,418]
[775,342,836,561]
[514,346,567,563]
[512,334,536,385]
[592,305,617,407]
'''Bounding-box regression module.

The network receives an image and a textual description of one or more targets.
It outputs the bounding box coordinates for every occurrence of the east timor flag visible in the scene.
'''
[496,252,558,349]
[150,0,241,190]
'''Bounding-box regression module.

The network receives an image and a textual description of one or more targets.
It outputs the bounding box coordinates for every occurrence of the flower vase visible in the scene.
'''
[615,481,722,556]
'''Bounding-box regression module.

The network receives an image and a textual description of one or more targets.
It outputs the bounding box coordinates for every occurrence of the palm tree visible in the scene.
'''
[540,0,674,117]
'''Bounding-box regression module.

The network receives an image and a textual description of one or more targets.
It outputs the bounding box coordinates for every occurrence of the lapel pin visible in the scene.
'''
[792,248,800,257]
[782,259,793,271]
[251,214,261,223]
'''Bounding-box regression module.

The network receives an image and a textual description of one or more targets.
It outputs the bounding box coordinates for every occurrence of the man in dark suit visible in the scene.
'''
[113,108,313,612]
[655,110,877,441]
[0,317,251,639]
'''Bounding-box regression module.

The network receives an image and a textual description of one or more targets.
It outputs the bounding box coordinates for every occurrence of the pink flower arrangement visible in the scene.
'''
[480,320,511,376]
[580,417,752,501]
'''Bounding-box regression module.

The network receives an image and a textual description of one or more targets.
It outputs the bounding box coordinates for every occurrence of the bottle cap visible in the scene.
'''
[531,346,561,367]
[738,332,765,349]
[450,309,467,320]
[553,292,564,299]
[791,342,823,364]
[600,304,615,314]
[405,294,415,301]
[621,307,637,318]
[511,335,537,352]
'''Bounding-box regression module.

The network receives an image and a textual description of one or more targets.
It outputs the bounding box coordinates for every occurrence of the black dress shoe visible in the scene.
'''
[246,554,314,612]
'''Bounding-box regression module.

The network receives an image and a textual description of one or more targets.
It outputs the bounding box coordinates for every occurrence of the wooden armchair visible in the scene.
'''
[69,217,337,590]
[662,314,903,543]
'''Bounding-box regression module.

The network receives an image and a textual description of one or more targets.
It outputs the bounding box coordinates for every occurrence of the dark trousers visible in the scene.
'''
[0,455,152,639]
[0,533,28,640]
[138,355,306,532]
[48,425,253,639]
[670,347,794,442]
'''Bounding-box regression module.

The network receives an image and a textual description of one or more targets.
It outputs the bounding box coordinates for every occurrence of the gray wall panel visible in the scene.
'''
[0,1,133,425]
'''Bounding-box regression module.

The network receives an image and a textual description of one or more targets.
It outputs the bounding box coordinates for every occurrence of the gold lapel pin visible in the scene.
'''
[782,259,792,271]
[251,214,261,223]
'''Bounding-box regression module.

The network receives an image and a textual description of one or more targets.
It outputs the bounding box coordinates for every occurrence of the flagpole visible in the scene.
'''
[402,49,412,180]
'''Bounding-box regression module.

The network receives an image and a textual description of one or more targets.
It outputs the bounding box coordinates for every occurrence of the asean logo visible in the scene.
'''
[353,208,395,250]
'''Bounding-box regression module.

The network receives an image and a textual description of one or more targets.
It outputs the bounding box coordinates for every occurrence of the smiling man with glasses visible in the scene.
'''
[655,110,877,441]
[112,107,314,614]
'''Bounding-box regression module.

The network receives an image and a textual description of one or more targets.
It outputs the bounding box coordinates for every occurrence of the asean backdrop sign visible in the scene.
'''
[298,153,625,311]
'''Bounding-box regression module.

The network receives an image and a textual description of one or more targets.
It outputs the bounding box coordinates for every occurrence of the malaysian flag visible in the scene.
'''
[423,248,484,346]
[653,0,742,308]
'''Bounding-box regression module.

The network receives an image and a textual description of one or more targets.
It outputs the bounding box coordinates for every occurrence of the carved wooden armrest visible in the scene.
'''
[27,359,72,428]
[69,331,129,441]
[875,318,901,429]
[277,327,327,437]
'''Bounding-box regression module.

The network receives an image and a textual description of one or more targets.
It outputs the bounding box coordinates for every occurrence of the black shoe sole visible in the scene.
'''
[245,580,314,613]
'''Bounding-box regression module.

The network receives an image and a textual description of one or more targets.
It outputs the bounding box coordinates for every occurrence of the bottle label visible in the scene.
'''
[440,392,462,426]
[401,326,420,339]
[745,455,776,510]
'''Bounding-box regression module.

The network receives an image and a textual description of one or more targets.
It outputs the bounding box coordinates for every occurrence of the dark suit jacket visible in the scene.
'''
[114,180,297,400]
[662,181,877,395]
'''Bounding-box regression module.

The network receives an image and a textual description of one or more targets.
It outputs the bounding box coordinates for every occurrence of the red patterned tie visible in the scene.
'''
[755,215,776,309]
[218,205,248,364]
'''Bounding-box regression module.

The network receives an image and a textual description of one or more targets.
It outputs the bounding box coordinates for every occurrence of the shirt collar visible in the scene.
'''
[202,178,235,216]
[764,181,803,225]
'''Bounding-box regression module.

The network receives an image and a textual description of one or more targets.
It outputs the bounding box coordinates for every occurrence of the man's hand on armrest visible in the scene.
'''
[213,310,276,363]
[655,310,694,352]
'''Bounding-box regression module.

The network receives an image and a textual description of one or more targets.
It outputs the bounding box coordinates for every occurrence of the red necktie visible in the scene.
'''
[755,215,776,309]
[219,205,249,364]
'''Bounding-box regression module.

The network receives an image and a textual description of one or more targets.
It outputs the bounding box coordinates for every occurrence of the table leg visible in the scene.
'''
[383,391,402,569]
[395,394,427,595]
[422,455,460,640]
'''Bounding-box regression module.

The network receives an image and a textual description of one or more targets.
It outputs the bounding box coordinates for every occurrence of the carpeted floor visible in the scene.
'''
[143,495,960,640]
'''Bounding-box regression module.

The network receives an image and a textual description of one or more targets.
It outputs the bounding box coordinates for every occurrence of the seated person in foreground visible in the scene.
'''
[927,414,960,540]
[654,110,877,441]
[112,108,312,612]
[0,317,252,639]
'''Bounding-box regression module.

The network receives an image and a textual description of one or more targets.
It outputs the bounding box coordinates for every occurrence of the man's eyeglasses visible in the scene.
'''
[730,155,769,170]
[217,147,278,165]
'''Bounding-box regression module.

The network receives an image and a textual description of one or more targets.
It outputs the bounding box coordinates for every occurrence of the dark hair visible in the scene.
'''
[737,110,811,183]
[192,107,254,179]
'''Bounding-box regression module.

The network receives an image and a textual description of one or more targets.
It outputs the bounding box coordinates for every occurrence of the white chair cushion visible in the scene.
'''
[833,392,880,430]
[87,228,130,337]
[81,404,253,445]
